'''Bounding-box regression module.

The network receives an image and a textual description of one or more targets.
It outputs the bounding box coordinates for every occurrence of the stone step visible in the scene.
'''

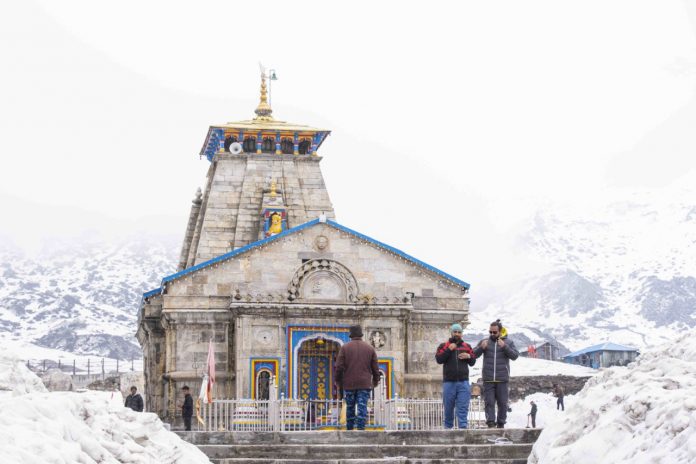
[211,459,529,464]
[177,429,541,446]
[197,443,533,461]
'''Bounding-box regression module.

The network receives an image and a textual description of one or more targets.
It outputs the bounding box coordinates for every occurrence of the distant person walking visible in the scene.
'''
[181,385,194,431]
[528,400,537,428]
[335,325,381,430]
[553,384,565,411]
[473,319,519,428]
[435,323,476,429]
[124,386,144,412]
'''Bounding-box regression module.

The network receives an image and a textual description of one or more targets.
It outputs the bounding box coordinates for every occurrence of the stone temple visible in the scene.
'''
[136,73,471,421]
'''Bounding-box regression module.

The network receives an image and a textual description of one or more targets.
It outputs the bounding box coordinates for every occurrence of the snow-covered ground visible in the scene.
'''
[0,338,144,373]
[507,391,572,429]
[529,329,696,464]
[0,353,211,464]
[469,355,597,381]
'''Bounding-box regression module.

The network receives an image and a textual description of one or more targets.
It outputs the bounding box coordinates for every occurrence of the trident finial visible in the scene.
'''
[254,66,274,121]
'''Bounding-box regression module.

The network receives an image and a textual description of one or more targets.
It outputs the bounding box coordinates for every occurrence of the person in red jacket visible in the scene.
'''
[435,323,476,428]
[335,325,381,430]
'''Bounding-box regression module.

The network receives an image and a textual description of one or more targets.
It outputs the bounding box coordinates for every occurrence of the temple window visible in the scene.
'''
[243,137,256,153]
[224,135,238,152]
[281,137,294,154]
[262,137,275,153]
[298,139,311,155]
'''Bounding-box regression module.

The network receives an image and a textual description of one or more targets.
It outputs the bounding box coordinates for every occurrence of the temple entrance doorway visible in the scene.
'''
[297,337,341,400]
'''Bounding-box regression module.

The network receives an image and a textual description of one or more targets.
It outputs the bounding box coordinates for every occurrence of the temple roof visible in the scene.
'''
[142,218,470,302]
[212,119,329,133]
[199,72,331,160]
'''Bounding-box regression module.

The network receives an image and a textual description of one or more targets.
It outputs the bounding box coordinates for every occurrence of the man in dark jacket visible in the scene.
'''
[473,320,519,428]
[435,323,476,429]
[528,400,537,428]
[181,385,194,431]
[335,325,381,430]
[553,383,565,411]
[124,386,144,412]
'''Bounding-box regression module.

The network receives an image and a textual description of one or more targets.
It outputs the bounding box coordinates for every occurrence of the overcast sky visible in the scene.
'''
[1,0,695,290]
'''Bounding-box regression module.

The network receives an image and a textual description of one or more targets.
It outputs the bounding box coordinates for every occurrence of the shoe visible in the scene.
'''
[496,423,504,428]
[486,421,496,428]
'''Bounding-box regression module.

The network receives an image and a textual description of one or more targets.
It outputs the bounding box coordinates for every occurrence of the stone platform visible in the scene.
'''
[176,429,541,464]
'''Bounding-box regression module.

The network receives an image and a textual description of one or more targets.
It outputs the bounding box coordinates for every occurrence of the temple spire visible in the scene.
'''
[254,71,274,121]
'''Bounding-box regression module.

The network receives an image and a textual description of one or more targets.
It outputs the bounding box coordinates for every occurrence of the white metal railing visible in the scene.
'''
[199,397,376,432]
[197,396,487,432]
[194,375,486,432]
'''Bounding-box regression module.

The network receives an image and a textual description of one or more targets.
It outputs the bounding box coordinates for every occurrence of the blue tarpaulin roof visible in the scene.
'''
[564,342,638,358]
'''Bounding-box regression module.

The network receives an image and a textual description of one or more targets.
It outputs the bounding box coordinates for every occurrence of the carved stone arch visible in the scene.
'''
[287,259,359,302]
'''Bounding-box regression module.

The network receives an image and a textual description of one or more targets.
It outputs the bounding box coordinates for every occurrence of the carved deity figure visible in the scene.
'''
[369,330,386,349]
[258,371,270,400]
[268,212,283,236]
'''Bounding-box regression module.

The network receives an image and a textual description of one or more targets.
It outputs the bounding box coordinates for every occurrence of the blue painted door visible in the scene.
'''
[299,355,331,400]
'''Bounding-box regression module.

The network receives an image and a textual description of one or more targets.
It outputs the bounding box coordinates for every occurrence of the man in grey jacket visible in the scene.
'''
[473,320,519,428]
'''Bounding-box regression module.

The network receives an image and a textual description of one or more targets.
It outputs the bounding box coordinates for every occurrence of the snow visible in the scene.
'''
[0,352,47,395]
[529,329,696,464]
[0,233,178,360]
[472,180,696,352]
[468,354,597,381]
[0,353,211,464]
[506,392,571,429]
[0,338,144,373]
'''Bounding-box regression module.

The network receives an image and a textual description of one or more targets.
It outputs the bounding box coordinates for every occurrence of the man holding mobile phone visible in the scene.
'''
[473,319,519,428]
[435,323,476,429]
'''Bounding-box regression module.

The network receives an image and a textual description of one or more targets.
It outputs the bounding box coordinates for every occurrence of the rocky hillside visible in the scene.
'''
[470,178,696,352]
[0,233,178,359]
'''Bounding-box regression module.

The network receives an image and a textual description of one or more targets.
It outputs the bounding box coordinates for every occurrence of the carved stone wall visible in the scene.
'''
[139,221,471,415]
[185,155,336,265]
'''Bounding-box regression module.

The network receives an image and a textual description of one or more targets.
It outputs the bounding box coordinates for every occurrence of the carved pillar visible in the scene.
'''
[275,131,281,155]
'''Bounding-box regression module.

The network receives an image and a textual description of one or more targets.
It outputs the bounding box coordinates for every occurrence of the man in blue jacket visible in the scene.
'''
[435,323,476,429]
[473,319,519,428]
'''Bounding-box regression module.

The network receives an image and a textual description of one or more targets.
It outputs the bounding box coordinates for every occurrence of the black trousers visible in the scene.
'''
[530,413,536,428]
[184,415,192,431]
[557,397,565,411]
[483,382,509,426]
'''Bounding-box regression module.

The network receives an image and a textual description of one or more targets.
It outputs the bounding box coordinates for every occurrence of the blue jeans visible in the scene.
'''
[443,380,470,429]
[344,389,371,430]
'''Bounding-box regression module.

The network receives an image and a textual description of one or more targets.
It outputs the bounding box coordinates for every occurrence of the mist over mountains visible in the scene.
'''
[0,232,179,359]
[1,178,695,360]
[470,178,696,352]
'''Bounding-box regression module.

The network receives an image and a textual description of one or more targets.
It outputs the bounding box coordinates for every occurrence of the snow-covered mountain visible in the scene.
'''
[0,233,178,359]
[471,176,696,351]
[2,174,695,361]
